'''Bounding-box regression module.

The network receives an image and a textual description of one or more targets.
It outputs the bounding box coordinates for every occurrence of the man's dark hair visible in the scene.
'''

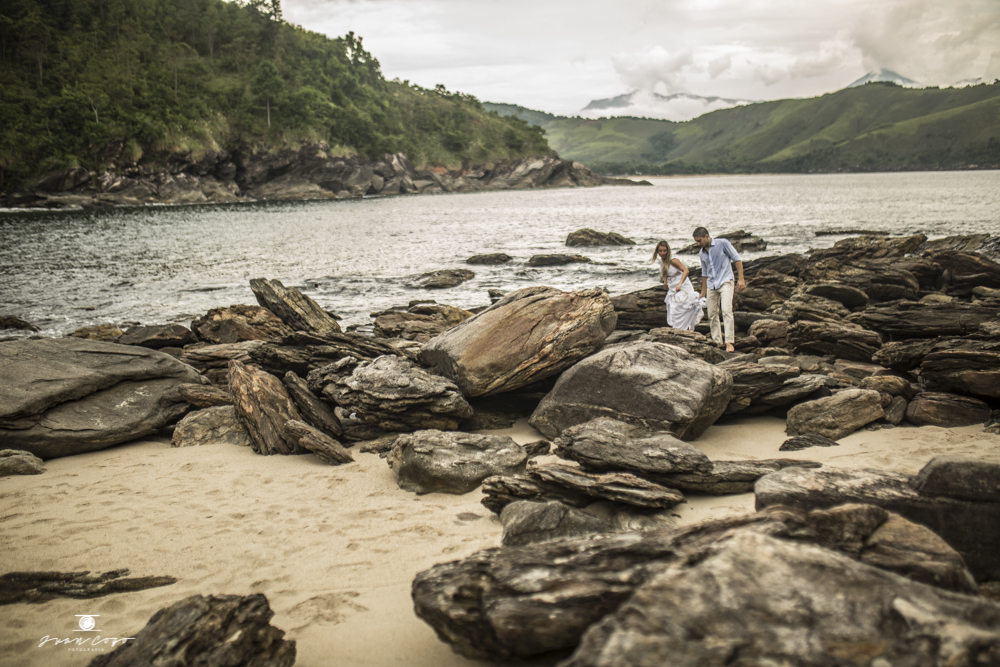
[693,226,710,238]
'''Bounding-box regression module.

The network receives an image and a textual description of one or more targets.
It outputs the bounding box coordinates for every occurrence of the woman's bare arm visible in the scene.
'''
[671,258,689,286]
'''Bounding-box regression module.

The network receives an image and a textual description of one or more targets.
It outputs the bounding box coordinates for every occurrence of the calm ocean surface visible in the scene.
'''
[2,171,998,338]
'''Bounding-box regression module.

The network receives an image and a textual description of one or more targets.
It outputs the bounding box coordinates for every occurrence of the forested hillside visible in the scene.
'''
[489,82,1000,174]
[0,0,549,190]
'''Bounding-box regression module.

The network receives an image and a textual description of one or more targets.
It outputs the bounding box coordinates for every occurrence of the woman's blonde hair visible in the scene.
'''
[652,240,671,283]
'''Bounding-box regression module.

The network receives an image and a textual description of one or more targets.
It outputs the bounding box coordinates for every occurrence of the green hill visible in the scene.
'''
[0,0,549,190]
[492,83,1000,174]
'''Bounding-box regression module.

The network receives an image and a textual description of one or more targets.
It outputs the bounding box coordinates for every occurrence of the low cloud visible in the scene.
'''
[610,46,696,94]
[709,54,732,79]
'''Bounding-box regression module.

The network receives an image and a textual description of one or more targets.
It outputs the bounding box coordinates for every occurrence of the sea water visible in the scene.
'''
[2,171,998,337]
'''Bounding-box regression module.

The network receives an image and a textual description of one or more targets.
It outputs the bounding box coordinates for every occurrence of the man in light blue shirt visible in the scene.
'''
[694,226,745,352]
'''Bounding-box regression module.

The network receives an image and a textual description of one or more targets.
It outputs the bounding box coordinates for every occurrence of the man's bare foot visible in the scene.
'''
[726,343,735,353]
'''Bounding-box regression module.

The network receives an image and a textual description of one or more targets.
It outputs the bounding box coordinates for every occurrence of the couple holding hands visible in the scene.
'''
[653,226,745,353]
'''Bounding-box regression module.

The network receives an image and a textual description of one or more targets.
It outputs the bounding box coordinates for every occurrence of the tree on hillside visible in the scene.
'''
[250,59,283,128]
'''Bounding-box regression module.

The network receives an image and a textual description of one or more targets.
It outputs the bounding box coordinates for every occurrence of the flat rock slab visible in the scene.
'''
[656,459,821,495]
[909,455,1000,503]
[0,449,45,476]
[562,532,998,667]
[283,371,342,438]
[526,254,593,266]
[785,388,884,440]
[1,569,176,605]
[171,406,251,448]
[228,360,304,455]
[553,418,712,475]
[565,229,635,247]
[89,593,295,667]
[500,500,615,546]
[190,304,293,344]
[118,324,197,349]
[417,269,475,289]
[755,465,1000,581]
[786,320,882,362]
[529,341,733,441]
[388,430,527,494]
[920,349,1000,399]
[0,338,205,459]
[420,286,617,397]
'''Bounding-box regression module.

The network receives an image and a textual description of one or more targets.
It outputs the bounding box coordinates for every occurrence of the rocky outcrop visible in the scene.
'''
[190,305,293,344]
[249,278,342,335]
[920,348,1000,398]
[609,286,668,330]
[0,449,45,476]
[329,355,473,432]
[171,406,251,448]
[466,253,512,265]
[655,459,821,494]
[565,229,635,247]
[562,532,994,667]
[8,149,642,209]
[785,388,884,440]
[785,320,882,362]
[416,269,475,289]
[0,315,39,332]
[88,594,295,667]
[854,300,1000,338]
[529,341,732,440]
[282,371,342,439]
[718,360,800,414]
[678,229,768,254]
[0,337,205,459]
[526,253,593,267]
[283,420,353,465]
[419,286,616,397]
[755,464,1000,581]
[411,503,981,661]
[909,456,1000,503]
[387,430,526,494]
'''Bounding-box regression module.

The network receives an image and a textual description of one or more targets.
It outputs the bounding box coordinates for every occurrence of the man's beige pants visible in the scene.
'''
[706,280,735,345]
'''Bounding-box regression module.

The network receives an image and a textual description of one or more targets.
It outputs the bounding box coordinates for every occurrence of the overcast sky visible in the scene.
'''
[283,0,1000,117]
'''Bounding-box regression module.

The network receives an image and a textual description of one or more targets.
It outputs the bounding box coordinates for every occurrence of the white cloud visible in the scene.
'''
[610,47,696,94]
[709,54,732,79]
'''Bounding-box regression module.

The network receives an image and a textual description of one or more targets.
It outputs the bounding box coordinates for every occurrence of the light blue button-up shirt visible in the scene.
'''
[698,238,742,290]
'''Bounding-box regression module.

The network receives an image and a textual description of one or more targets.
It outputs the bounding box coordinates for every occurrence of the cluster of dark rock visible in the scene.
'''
[4,146,647,209]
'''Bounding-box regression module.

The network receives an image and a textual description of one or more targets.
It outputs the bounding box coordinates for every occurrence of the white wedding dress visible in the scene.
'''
[664,261,704,331]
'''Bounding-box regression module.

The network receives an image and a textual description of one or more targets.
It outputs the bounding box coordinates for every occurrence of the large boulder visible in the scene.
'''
[562,532,996,667]
[529,341,733,441]
[785,388,884,440]
[0,338,205,459]
[500,501,616,546]
[228,360,305,456]
[855,300,1000,338]
[785,320,882,362]
[330,355,473,432]
[920,349,1000,399]
[755,464,1000,581]
[419,286,617,397]
[387,430,526,494]
[609,286,669,331]
[905,392,991,427]
[0,449,45,476]
[118,324,198,349]
[717,360,800,414]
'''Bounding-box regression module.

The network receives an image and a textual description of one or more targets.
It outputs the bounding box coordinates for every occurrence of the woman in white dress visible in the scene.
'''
[652,240,704,331]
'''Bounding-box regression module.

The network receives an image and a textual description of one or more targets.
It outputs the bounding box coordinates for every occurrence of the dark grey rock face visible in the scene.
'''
[0,337,205,459]
[529,341,733,441]
[465,253,512,265]
[228,360,305,456]
[411,503,980,661]
[331,355,473,432]
[500,500,614,546]
[89,594,295,667]
[562,532,997,667]
[420,286,617,397]
[785,319,883,362]
[416,269,475,289]
[0,449,45,476]
[755,465,1000,581]
[526,253,593,266]
[190,305,293,344]
[909,456,1000,503]
[656,459,821,494]
[282,371,342,439]
[785,388,884,440]
[387,430,527,494]
[565,228,635,247]
[553,418,712,476]
[171,406,251,448]
[920,349,1000,399]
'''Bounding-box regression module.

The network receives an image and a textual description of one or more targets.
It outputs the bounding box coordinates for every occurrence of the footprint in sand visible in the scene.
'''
[284,592,367,631]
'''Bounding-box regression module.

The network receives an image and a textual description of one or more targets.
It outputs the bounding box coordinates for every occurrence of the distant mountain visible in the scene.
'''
[848,69,920,88]
[578,90,753,122]
[482,102,557,128]
[493,82,1000,174]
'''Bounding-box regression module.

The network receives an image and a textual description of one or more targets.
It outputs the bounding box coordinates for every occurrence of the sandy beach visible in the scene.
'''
[2,417,999,667]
